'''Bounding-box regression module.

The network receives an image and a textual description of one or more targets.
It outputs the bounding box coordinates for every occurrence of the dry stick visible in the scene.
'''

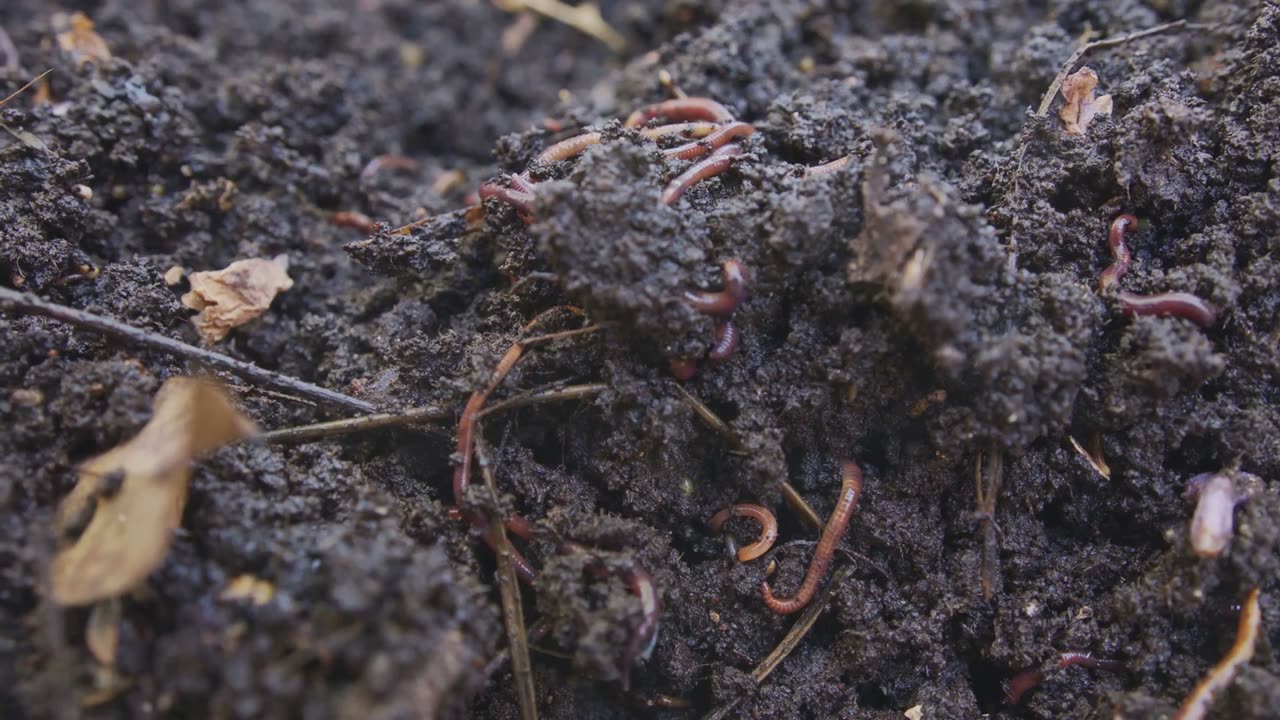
[0,69,52,108]
[700,565,855,720]
[477,383,609,418]
[973,447,1003,600]
[0,287,376,415]
[476,431,538,720]
[674,384,824,534]
[261,405,451,443]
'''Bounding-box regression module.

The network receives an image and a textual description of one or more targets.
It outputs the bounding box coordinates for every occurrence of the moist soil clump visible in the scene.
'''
[2,1,1279,718]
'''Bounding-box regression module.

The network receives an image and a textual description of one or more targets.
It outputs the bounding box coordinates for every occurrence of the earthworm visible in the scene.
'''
[559,543,660,691]
[619,566,660,691]
[804,155,851,178]
[669,358,698,380]
[1098,214,1137,291]
[1005,652,1127,704]
[330,210,378,234]
[359,154,420,182]
[662,121,756,161]
[624,97,734,128]
[660,142,743,205]
[1116,291,1216,327]
[638,121,721,141]
[760,461,863,614]
[684,259,749,315]
[1175,587,1262,720]
[708,504,778,561]
[478,179,536,215]
[535,131,603,164]
[708,320,740,361]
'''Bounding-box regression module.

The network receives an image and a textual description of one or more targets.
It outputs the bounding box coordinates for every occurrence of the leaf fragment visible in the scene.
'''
[180,255,293,344]
[51,377,258,606]
[53,12,112,67]
[1059,66,1113,136]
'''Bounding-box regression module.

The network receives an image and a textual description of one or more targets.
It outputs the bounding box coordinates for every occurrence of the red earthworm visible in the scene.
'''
[638,121,721,141]
[330,210,378,234]
[760,461,863,614]
[669,358,698,380]
[1004,668,1045,704]
[1005,652,1127,704]
[452,307,585,582]
[1059,651,1126,673]
[559,543,661,691]
[708,320,740,361]
[1099,214,1137,291]
[804,155,851,178]
[478,180,536,216]
[708,504,778,561]
[684,259,749,315]
[661,142,743,205]
[623,97,734,128]
[535,131,603,164]
[662,121,756,161]
[1116,290,1216,327]
[619,566,660,691]
[359,154,421,182]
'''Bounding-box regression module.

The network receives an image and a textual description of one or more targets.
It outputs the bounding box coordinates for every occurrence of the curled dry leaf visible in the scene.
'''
[86,597,123,666]
[1059,66,1113,136]
[51,377,259,606]
[53,11,112,66]
[180,255,293,344]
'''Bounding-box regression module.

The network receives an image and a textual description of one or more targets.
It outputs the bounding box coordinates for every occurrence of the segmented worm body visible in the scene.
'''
[1099,214,1137,291]
[804,155,851,178]
[662,121,756,161]
[760,461,863,614]
[1117,291,1216,327]
[709,504,778,561]
[661,143,743,205]
[708,320,740,361]
[683,259,749,315]
[624,97,735,128]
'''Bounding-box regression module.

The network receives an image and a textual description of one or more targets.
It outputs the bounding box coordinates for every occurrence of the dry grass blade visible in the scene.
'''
[0,69,53,109]
[51,377,259,606]
[85,597,122,666]
[497,0,626,52]
[701,565,854,720]
[260,405,451,443]
[475,431,538,720]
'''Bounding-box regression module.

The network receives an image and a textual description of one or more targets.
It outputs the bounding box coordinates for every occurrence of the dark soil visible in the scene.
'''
[2,1,1278,718]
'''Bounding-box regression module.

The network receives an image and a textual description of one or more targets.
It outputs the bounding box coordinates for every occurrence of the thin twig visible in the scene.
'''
[675,384,824,534]
[477,383,608,418]
[701,565,854,720]
[0,287,376,414]
[476,430,538,720]
[0,69,52,108]
[260,405,450,443]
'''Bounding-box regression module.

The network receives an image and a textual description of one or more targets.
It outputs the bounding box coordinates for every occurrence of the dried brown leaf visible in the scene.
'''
[180,255,293,344]
[51,378,258,606]
[53,12,112,66]
[86,597,122,666]
[1059,66,1113,136]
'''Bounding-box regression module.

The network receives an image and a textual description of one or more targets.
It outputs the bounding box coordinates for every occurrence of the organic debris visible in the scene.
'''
[85,598,122,666]
[494,0,626,53]
[220,574,276,605]
[52,12,111,66]
[180,255,294,344]
[1059,66,1113,135]
[51,377,259,606]
[1175,588,1263,719]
